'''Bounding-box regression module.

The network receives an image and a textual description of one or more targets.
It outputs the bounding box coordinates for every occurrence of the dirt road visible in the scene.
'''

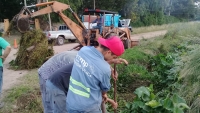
[2,30,167,93]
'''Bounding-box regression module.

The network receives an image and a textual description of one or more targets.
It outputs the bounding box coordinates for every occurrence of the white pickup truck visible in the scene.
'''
[46,25,77,45]
[46,23,97,45]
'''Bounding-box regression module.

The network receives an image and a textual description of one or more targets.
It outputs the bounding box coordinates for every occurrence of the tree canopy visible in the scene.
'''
[1,0,200,26]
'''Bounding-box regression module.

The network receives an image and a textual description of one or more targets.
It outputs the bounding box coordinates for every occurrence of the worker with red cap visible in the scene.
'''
[66,36,124,113]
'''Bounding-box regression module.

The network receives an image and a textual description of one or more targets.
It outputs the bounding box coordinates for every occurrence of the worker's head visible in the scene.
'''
[96,14,101,19]
[98,36,124,61]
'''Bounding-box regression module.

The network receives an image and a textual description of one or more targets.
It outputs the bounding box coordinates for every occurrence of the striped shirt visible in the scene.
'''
[38,51,78,80]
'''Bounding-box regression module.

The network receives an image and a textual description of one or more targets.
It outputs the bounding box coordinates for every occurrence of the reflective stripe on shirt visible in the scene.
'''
[69,76,90,98]
[69,85,90,98]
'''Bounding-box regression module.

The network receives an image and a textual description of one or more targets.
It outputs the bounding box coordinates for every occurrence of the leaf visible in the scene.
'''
[173,107,184,113]
[147,84,154,92]
[132,101,145,109]
[134,86,150,101]
[176,103,190,109]
[163,98,174,111]
[145,100,161,108]
[125,103,131,109]
[171,94,186,104]
[150,93,156,100]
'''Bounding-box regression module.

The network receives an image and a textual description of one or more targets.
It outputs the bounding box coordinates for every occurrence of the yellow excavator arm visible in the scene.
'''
[14,1,88,46]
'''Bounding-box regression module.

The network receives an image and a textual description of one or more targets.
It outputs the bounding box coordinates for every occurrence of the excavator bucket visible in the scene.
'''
[17,17,30,33]
[12,1,70,33]
[12,6,32,33]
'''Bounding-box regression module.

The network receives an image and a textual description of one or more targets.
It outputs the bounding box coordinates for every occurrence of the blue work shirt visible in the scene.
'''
[66,46,111,112]
[93,17,103,27]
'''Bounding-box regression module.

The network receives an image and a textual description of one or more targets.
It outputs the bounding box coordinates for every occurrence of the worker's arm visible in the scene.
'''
[0,45,11,62]
[92,19,97,23]
[107,98,118,109]
[102,92,108,102]
[99,17,103,24]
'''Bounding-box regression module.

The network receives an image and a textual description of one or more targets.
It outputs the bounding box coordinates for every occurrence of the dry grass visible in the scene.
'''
[132,22,199,34]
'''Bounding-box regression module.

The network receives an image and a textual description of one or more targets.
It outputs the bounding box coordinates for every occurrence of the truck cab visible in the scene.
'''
[47,25,76,45]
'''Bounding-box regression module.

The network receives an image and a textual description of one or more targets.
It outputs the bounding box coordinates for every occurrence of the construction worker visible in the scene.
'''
[0,37,11,108]
[38,50,79,113]
[66,36,125,112]
[92,14,103,34]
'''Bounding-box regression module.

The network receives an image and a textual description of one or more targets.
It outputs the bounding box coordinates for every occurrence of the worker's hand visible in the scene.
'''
[107,98,118,109]
[0,56,5,63]
[111,101,118,109]
[74,46,81,51]
[113,58,128,65]
[102,93,108,103]
[85,33,90,40]
[108,58,128,65]
[111,67,118,81]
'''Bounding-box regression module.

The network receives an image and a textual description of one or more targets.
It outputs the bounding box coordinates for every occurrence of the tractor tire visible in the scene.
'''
[123,38,131,49]
[57,36,65,45]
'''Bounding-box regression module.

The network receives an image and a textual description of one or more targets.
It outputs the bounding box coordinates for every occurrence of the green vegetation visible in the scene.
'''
[1,22,200,112]
[106,22,200,112]
[123,85,189,113]
[132,23,173,34]
[9,30,54,69]
[0,69,42,113]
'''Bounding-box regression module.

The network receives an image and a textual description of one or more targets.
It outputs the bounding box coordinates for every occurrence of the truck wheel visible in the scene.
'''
[57,36,65,45]
[123,38,131,49]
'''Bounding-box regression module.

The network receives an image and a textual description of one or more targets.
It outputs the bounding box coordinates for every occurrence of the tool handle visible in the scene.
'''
[101,101,107,113]
[114,64,117,113]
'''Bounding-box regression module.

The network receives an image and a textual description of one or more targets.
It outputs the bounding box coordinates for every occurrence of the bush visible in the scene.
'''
[123,85,189,113]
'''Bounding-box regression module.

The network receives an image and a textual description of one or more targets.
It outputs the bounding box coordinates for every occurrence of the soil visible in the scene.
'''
[2,30,167,94]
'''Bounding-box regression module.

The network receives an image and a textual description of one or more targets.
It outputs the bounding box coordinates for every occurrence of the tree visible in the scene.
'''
[0,0,24,21]
[169,0,196,19]
[81,0,128,12]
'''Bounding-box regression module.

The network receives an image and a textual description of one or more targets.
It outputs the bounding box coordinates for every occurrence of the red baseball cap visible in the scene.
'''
[98,36,125,56]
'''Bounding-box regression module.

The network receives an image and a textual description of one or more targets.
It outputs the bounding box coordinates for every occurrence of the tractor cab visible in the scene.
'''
[82,9,122,37]
[82,9,132,49]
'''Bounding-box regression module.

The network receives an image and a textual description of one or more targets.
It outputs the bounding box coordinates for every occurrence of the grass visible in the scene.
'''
[178,48,200,113]
[112,21,200,112]
[132,23,171,34]
[131,22,197,34]
[0,69,43,113]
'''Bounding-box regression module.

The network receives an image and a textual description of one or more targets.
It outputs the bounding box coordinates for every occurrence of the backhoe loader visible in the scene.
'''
[12,1,132,48]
